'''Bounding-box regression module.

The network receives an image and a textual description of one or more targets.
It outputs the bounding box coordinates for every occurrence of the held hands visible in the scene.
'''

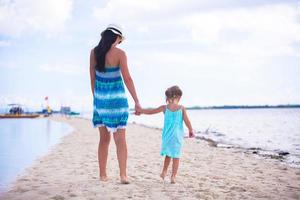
[189,130,195,138]
[134,102,142,115]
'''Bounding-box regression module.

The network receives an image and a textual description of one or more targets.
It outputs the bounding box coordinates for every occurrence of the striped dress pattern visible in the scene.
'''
[92,66,129,133]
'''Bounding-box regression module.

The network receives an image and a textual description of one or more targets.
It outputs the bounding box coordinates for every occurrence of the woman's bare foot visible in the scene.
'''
[160,171,167,180]
[120,176,130,184]
[171,176,176,184]
[100,176,109,182]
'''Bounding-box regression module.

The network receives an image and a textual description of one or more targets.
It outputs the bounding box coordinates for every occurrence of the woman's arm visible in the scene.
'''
[182,107,194,137]
[89,49,96,96]
[141,105,165,115]
[119,50,141,114]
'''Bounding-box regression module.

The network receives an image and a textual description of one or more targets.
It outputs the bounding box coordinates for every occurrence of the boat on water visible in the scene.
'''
[0,104,40,119]
[0,114,40,119]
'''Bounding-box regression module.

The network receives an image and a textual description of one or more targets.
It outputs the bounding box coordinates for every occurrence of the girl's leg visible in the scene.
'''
[98,127,111,181]
[160,156,171,180]
[171,158,179,183]
[113,129,129,184]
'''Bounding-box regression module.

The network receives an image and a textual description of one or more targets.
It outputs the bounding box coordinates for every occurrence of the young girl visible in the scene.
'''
[140,85,194,183]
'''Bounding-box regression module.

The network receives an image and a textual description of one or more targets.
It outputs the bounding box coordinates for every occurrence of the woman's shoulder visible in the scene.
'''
[90,48,97,57]
[90,48,96,61]
[111,47,125,55]
[113,48,127,63]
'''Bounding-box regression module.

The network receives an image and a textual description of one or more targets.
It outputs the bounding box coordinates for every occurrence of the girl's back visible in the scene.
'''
[161,105,184,158]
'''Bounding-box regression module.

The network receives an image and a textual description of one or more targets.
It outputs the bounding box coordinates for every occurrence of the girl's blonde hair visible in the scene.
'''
[165,86,182,101]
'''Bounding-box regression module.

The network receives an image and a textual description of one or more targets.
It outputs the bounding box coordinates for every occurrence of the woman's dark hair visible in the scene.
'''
[94,30,118,72]
[165,86,183,101]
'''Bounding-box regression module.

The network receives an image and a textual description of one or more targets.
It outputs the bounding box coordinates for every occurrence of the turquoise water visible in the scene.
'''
[0,118,72,192]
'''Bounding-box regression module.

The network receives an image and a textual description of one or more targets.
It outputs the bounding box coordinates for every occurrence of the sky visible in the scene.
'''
[0,0,300,111]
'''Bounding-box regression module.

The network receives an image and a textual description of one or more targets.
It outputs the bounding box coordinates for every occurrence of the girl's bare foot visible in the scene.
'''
[171,176,176,184]
[160,171,167,180]
[100,176,108,182]
[120,176,130,184]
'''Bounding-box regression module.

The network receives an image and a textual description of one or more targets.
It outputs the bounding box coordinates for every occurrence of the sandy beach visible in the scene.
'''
[1,116,300,200]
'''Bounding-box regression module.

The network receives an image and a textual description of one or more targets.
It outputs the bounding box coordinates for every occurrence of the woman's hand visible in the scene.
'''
[135,102,142,115]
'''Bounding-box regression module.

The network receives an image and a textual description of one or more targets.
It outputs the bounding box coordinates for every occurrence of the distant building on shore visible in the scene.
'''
[60,106,71,115]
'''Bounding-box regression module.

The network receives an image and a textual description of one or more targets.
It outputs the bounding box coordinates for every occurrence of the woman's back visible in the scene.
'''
[92,46,129,133]
[104,47,122,67]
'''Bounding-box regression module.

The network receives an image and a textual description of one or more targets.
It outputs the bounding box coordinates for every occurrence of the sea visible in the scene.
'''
[132,108,300,166]
[0,118,72,192]
[82,108,300,167]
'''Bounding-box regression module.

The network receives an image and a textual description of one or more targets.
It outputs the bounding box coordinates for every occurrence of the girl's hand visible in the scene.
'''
[189,130,195,138]
[135,102,142,115]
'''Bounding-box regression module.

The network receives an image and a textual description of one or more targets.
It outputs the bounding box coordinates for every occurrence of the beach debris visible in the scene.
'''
[217,143,235,148]
[269,154,284,160]
[205,138,218,147]
[204,126,210,134]
[213,132,225,137]
[278,151,290,156]
[249,147,262,154]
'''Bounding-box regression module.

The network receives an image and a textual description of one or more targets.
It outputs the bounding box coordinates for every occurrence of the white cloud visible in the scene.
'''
[39,63,87,75]
[0,40,11,47]
[0,0,73,36]
[0,61,17,69]
[93,0,161,22]
[94,1,300,59]
[182,4,300,57]
[92,0,212,33]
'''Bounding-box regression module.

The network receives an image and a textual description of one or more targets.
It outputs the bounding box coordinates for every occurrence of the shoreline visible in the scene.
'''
[130,121,300,168]
[0,117,73,194]
[1,116,300,199]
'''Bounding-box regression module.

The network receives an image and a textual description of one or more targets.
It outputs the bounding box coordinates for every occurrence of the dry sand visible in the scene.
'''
[1,116,300,200]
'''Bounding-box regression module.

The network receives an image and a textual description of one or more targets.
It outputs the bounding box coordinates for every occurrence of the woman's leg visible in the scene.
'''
[113,129,129,183]
[98,127,111,181]
[171,158,179,183]
[160,156,171,180]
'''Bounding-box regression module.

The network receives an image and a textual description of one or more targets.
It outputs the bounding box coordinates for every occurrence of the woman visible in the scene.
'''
[90,24,141,184]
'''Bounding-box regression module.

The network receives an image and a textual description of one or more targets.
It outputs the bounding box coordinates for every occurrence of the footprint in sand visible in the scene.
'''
[51,195,65,200]
[18,178,30,182]
[69,193,77,197]
[15,187,30,193]
[230,186,247,192]
[37,190,49,196]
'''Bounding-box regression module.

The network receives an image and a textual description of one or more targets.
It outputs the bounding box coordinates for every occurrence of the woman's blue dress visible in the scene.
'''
[92,66,129,133]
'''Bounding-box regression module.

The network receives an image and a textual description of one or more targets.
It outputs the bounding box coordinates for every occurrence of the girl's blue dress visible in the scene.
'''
[161,106,184,158]
[92,66,129,133]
